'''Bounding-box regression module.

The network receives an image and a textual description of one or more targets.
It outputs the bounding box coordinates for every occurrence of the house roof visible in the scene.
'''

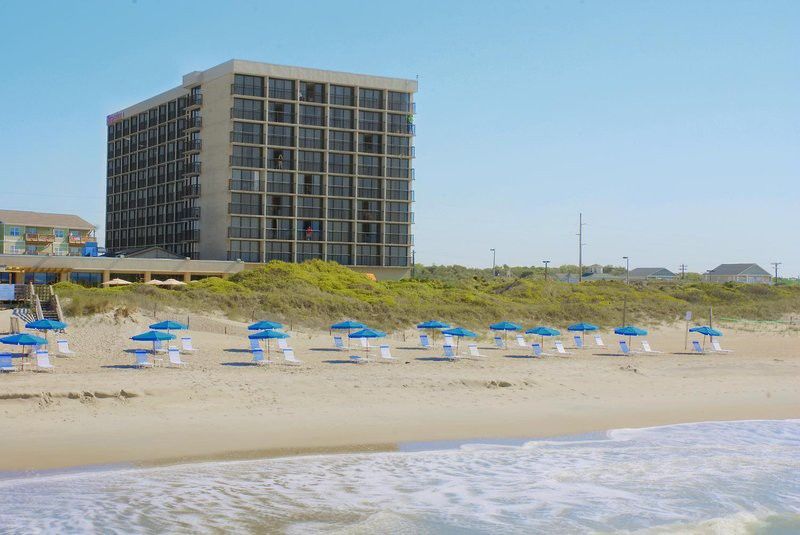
[707,263,771,276]
[0,209,95,230]
[629,267,676,278]
[113,246,183,259]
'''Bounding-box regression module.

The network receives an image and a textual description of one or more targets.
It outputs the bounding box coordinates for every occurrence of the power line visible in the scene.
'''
[679,264,687,279]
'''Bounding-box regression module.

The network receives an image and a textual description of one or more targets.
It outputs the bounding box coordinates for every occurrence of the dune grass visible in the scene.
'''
[53,260,800,331]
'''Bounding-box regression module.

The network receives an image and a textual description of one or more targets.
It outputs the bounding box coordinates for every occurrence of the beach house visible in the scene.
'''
[0,210,96,258]
[704,263,772,284]
[628,268,677,281]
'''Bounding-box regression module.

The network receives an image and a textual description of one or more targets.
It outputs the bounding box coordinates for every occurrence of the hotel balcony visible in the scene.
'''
[25,233,55,244]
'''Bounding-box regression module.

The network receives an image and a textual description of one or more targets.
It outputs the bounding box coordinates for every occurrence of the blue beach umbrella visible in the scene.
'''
[131,330,176,354]
[332,320,367,348]
[568,322,599,344]
[689,326,722,349]
[441,327,477,351]
[417,320,450,346]
[490,321,522,344]
[248,329,290,355]
[25,319,67,331]
[614,325,648,345]
[149,320,188,332]
[525,326,560,345]
[1,333,48,365]
[348,328,386,356]
[249,320,284,331]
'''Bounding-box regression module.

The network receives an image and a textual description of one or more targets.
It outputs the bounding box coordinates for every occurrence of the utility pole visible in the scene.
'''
[543,260,550,281]
[411,249,416,279]
[679,264,687,279]
[623,256,630,285]
[577,212,586,283]
[490,248,496,276]
[771,262,781,285]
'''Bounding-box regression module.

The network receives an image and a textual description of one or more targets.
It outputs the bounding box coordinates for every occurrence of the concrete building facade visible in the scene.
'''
[0,210,96,257]
[105,59,417,279]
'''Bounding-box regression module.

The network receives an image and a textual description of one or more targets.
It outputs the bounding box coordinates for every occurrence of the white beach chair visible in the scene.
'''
[515,334,527,348]
[465,343,487,359]
[35,349,55,372]
[594,335,605,347]
[281,348,303,366]
[249,338,261,351]
[619,340,631,356]
[493,336,506,349]
[692,340,705,354]
[333,335,345,351]
[0,353,16,372]
[277,338,289,351]
[153,339,167,354]
[379,344,397,362]
[419,333,430,348]
[134,349,153,368]
[252,348,269,366]
[573,335,584,349]
[711,341,733,353]
[554,341,572,355]
[167,346,186,367]
[443,334,454,347]
[349,354,371,364]
[359,337,371,349]
[442,344,457,361]
[531,343,544,357]
[180,337,197,353]
[56,339,76,356]
[641,340,662,354]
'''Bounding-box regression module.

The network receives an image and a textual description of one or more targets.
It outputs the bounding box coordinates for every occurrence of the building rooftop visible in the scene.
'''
[629,267,676,278]
[0,209,95,230]
[707,263,770,276]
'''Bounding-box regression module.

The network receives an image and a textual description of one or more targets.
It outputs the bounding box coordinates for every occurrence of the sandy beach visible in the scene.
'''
[1,312,798,472]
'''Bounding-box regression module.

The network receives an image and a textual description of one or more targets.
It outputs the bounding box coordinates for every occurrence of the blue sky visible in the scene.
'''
[0,0,797,275]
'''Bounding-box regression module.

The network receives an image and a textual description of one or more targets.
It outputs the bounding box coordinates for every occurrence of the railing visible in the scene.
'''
[227,250,261,262]
[357,233,381,244]
[358,165,382,177]
[25,233,55,244]
[266,182,294,194]
[231,84,264,97]
[329,140,353,151]
[297,207,324,218]
[330,94,354,106]
[359,143,382,154]
[296,230,324,241]
[387,122,415,134]
[298,185,324,195]
[298,160,324,172]
[228,227,263,239]
[188,93,203,106]
[68,235,88,245]
[265,229,293,240]
[357,188,382,199]
[299,114,325,126]
[385,211,411,222]
[230,156,264,168]
[299,137,324,149]
[52,292,65,323]
[269,88,296,100]
[386,189,412,201]
[229,179,264,192]
[387,166,410,178]
[187,117,202,129]
[266,206,293,217]
[357,255,381,266]
[385,234,413,245]
[267,135,293,146]
[184,162,201,174]
[387,101,415,113]
[186,139,202,151]
[387,144,413,157]
[329,118,353,129]
[182,207,201,219]
[268,112,295,123]
[232,131,264,144]
[267,158,295,170]
[327,209,353,220]
[329,163,353,174]
[183,184,201,197]
[359,97,383,109]
[327,232,353,243]
[228,203,263,216]
[359,121,383,132]
[357,210,382,221]
[231,108,264,121]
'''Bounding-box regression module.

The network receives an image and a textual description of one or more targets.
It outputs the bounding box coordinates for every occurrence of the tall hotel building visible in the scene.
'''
[105,60,417,279]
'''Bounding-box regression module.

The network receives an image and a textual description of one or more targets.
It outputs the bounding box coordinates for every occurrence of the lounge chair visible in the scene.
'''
[379,344,397,362]
[249,338,261,351]
[594,335,605,347]
[349,354,371,364]
[252,348,269,365]
[573,335,584,349]
[359,337,371,349]
[0,353,16,372]
[180,337,197,353]
[465,343,487,359]
[419,333,431,348]
[333,335,345,351]
[277,338,289,351]
[711,341,733,353]
[554,341,572,355]
[167,346,186,367]
[515,334,527,348]
[641,340,662,354]
[493,336,506,349]
[442,344,458,361]
[531,343,544,357]
[692,340,705,354]
[281,348,303,366]
[619,340,631,355]
[56,339,76,356]
[443,334,454,347]
[134,349,153,368]
[153,339,166,354]
[35,349,55,372]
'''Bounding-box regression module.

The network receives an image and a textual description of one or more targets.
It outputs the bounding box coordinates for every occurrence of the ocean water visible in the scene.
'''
[1,420,798,534]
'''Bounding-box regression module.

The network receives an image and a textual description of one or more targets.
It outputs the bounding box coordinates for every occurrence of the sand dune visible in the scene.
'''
[0,312,798,471]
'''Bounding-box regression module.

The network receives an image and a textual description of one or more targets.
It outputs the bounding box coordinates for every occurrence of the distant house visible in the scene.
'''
[628,267,677,281]
[0,209,96,257]
[704,263,772,284]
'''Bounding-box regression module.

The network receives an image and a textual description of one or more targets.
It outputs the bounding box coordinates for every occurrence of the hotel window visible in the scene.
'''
[298,174,324,195]
[233,74,265,97]
[267,125,293,146]
[297,242,323,262]
[229,239,261,262]
[386,158,410,178]
[230,192,262,215]
[357,245,381,266]
[387,91,411,112]
[70,272,103,288]
[8,226,20,237]
[386,202,410,222]
[386,179,410,200]
[299,128,324,149]
[330,85,354,106]
[265,241,292,262]
[266,195,293,217]
[329,108,353,129]
[268,148,294,170]
[359,88,383,109]
[233,122,264,144]
[299,105,324,126]
[387,135,410,156]
[358,200,382,221]
[328,176,353,197]
[299,82,324,103]
[229,216,262,239]
[327,244,352,265]
[266,172,293,194]
[328,199,352,220]
[358,178,381,198]
[385,223,410,245]
[297,196,323,218]
[359,111,382,132]
[358,222,381,244]
[329,153,353,174]
[232,145,263,168]
[388,114,412,134]
[266,218,293,240]
[233,98,264,121]
[297,220,323,241]
[298,151,323,172]
[359,133,382,153]
[268,102,294,123]
[329,130,353,151]
[54,229,65,238]
[385,246,409,266]
[358,156,382,177]
[269,78,295,100]
[327,221,352,242]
